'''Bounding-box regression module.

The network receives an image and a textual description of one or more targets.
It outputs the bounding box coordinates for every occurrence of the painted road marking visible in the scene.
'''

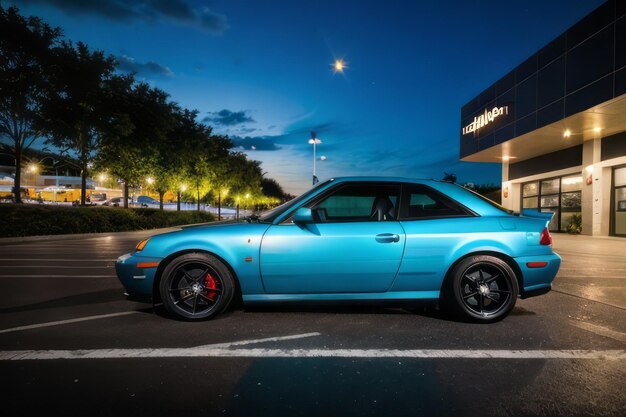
[0,275,117,278]
[0,311,138,334]
[5,266,112,269]
[195,332,322,349]
[570,321,626,343]
[0,258,117,262]
[0,348,623,361]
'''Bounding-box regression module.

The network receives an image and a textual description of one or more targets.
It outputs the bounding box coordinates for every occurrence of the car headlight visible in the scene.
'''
[135,238,150,251]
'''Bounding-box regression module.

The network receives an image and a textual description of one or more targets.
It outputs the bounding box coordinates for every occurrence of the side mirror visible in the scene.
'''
[292,207,313,224]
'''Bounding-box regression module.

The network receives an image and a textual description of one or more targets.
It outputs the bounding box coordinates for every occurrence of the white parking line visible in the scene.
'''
[5,266,112,269]
[195,332,322,349]
[0,275,117,278]
[570,321,626,343]
[0,348,623,361]
[0,311,138,334]
[0,259,115,261]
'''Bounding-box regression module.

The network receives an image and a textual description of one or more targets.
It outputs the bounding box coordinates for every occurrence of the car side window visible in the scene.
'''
[310,183,400,223]
[399,184,471,219]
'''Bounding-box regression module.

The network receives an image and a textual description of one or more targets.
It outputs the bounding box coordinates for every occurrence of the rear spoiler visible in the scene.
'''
[521,209,554,226]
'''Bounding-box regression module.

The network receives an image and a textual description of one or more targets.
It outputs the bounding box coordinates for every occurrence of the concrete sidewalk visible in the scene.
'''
[552,233,626,309]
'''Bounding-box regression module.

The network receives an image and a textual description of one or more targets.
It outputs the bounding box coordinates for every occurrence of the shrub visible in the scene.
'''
[566,213,582,234]
[0,204,215,237]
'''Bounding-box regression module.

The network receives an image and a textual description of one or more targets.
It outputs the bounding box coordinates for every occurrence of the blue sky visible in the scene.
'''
[9,0,605,194]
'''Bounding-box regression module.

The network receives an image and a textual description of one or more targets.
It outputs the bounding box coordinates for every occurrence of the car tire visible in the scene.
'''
[159,253,235,320]
[449,255,519,323]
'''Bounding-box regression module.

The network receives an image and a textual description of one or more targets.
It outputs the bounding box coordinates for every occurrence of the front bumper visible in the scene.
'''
[115,252,163,303]
[514,252,561,298]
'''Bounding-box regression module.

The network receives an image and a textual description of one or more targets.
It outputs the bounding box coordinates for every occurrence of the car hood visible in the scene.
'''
[138,220,272,258]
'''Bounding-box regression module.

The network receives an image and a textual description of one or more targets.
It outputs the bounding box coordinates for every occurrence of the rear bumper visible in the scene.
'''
[514,252,561,297]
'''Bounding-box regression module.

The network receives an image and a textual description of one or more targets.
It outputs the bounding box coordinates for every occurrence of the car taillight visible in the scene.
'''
[540,228,552,246]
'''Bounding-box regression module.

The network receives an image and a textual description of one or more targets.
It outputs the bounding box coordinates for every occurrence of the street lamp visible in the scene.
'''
[308,131,322,185]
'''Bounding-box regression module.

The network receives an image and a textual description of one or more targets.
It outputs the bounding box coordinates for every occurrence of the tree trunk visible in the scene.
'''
[177,191,181,211]
[236,203,239,220]
[159,191,164,210]
[123,183,129,208]
[14,146,22,204]
[218,193,221,221]
[197,189,200,212]
[80,161,87,206]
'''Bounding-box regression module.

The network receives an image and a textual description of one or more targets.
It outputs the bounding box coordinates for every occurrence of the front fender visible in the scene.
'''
[142,224,270,294]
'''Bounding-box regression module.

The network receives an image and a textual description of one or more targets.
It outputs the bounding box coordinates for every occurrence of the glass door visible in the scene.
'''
[613,167,626,237]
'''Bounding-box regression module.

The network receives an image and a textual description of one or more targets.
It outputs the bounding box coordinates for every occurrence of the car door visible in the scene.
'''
[391,183,475,293]
[260,182,406,294]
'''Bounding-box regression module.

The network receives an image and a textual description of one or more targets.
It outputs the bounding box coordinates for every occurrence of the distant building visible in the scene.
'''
[460,0,625,237]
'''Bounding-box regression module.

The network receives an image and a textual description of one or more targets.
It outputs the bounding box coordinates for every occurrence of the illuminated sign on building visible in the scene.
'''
[462,106,509,135]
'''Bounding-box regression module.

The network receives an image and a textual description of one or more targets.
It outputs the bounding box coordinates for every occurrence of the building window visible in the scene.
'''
[613,167,626,236]
[522,174,582,232]
[522,182,539,208]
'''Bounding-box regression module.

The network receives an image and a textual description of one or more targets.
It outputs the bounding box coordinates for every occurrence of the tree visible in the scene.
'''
[186,130,233,212]
[0,5,61,203]
[150,103,190,210]
[442,172,457,183]
[261,177,292,202]
[39,41,126,205]
[95,82,172,208]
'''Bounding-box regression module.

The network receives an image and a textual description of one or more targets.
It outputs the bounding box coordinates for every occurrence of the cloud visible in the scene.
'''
[232,136,280,151]
[196,6,229,33]
[12,0,229,33]
[116,54,173,78]
[203,109,255,126]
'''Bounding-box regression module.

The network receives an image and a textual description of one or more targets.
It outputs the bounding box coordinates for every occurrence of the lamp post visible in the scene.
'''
[308,132,322,185]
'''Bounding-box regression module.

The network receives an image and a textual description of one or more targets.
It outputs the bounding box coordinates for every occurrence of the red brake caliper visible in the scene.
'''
[205,273,218,301]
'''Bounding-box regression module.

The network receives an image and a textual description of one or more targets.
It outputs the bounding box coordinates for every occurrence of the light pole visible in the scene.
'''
[308,132,322,185]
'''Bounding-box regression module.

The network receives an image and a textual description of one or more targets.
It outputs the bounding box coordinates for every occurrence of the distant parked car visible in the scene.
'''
[116,177,561,323]
[136,195,159,207]
[103,197,131,207]
[90,193,107,202]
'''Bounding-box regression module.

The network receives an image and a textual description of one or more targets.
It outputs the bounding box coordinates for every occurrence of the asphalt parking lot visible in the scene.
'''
[0,229,624,416]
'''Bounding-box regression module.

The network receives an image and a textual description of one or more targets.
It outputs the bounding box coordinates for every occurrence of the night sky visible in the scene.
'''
[8,0,605,194]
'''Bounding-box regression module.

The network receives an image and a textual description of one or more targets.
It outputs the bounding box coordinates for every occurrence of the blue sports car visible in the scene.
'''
[116,177,561,322]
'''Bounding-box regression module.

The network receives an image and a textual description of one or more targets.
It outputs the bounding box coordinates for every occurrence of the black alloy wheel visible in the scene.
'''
[159,253,235,320]
[450,255,519,323]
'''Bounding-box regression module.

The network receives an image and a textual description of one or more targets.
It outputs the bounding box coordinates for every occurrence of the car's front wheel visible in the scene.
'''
[449,255,519,323]
[159,253,235,320]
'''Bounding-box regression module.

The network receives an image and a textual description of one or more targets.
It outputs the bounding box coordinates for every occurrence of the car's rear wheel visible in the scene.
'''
[450,255,519,323]
[159,253,234,320]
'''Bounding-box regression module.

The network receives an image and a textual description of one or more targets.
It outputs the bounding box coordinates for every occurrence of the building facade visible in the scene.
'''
[460,0,626,236]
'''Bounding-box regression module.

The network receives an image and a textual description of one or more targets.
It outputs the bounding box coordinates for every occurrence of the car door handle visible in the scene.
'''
[375,233,400,243]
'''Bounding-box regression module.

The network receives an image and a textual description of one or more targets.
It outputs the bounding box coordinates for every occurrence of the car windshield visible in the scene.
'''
[256,180,332,223]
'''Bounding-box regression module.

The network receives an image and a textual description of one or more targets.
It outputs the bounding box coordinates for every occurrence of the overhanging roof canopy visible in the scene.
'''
[462,94,626,163]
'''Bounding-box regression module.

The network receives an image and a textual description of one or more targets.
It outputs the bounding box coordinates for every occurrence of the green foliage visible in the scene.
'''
[0,5,62,203]
[442,172,457,183]
[0,5,288,212]
[0,204,214,237]
[39,40,129,205]
[566,213,582,234]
